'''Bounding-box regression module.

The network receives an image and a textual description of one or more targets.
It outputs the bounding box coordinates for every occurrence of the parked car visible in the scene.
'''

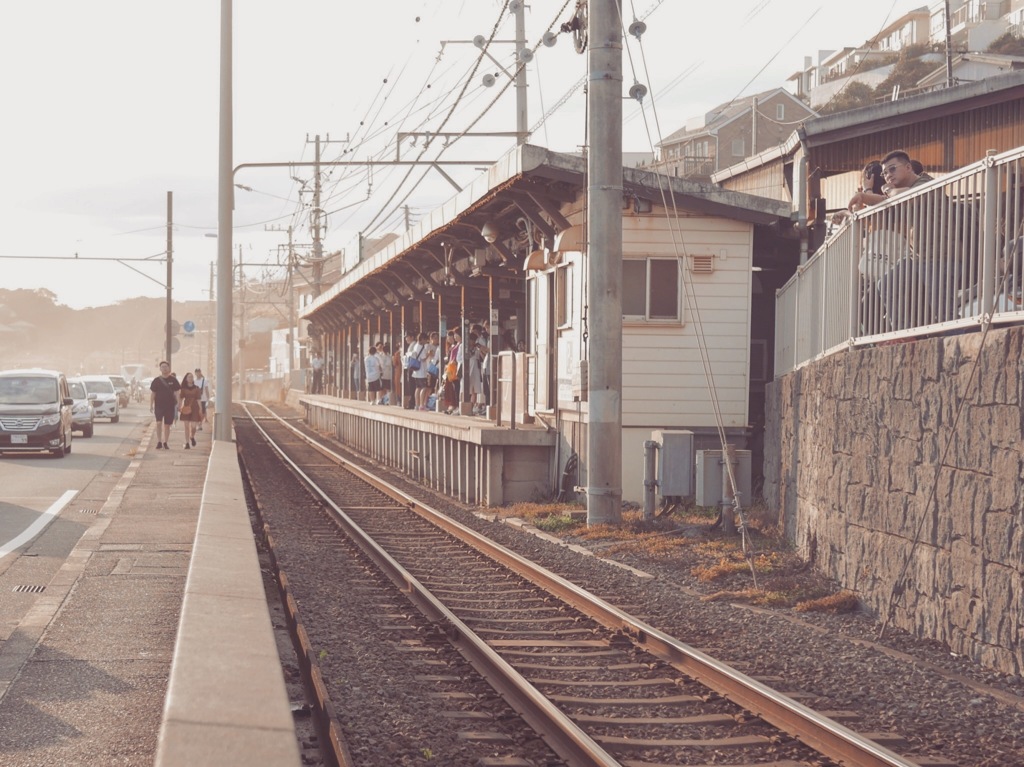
[0,368,74,457]
[80,375,120,422]
[107,375,130,408]
[67,378,95,438]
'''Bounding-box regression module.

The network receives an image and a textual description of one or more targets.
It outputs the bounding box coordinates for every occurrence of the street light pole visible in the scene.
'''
[166,191,173,367]
[215,0,234,441]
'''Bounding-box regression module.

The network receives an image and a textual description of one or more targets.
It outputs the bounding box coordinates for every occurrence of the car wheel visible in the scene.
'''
[83,425,93,438]
[111,414,119,423]
[51,445,66,458]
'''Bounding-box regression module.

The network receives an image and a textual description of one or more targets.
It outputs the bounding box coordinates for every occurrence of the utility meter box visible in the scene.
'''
[696,449,752,507]
[572,359,588,402]
[651,430,694,497]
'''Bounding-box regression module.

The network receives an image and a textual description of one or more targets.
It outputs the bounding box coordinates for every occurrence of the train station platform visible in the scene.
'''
[300,393,557,506]
[0,420,299,767]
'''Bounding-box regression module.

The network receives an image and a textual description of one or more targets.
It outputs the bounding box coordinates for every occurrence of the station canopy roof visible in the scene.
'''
[303,144,792,327]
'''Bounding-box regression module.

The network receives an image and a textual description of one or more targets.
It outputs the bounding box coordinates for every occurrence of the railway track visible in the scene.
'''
[235,402,946,767]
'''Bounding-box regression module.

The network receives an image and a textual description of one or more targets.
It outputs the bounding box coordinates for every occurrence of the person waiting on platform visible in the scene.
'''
[364,346,382,404]
[411,332,432,410]
[376,342,393,405]
[310,351,324,394]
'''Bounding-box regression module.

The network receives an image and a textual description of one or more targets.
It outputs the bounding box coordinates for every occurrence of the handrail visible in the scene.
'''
[776,145,1024,377]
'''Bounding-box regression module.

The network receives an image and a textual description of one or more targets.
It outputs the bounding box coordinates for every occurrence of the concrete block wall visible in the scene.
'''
[765,327,1023,676]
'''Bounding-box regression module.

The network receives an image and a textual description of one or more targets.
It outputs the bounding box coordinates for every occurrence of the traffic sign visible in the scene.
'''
[183,320,196,333]
[171,337,181,353]
[166,320,181,335]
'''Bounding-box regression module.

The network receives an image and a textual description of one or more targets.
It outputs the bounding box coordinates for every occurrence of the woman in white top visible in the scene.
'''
[409,333,430,410]
[376,343,393,404]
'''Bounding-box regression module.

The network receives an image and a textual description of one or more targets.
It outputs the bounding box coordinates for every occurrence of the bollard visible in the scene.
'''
[642,440,659,521]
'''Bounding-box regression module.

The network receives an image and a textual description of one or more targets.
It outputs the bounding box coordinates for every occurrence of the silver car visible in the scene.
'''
[80,375,120,423]
[67,378,95,437]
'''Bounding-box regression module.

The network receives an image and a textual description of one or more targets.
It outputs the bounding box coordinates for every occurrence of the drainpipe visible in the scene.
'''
[796,127,810,265]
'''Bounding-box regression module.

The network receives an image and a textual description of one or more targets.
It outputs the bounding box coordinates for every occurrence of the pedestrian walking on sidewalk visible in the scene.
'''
[150,361,180,450]
[178,372,203,449]
[194,368,209,430]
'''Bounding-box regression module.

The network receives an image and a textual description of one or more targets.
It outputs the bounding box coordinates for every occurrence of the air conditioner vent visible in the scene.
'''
[690,254,714,274]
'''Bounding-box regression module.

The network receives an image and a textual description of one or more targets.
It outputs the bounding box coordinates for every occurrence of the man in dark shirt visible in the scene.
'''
[149,360,180,450]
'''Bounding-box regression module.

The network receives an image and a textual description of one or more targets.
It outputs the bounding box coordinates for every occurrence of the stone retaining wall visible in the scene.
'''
[764,327,1023,676]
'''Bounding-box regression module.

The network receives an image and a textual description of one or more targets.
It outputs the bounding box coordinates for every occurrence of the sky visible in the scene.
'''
[0,0,926,311]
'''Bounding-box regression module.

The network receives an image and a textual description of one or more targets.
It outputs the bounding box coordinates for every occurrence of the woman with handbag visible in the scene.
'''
[178,372,203,449]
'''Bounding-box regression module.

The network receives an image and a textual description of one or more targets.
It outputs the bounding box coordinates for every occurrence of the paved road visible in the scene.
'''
[0,406,149,621]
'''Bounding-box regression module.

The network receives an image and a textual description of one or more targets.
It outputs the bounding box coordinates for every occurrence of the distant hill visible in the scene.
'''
[0,288,261,377]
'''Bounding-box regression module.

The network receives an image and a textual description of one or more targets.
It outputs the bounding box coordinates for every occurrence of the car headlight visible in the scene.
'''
[39,413,62,426]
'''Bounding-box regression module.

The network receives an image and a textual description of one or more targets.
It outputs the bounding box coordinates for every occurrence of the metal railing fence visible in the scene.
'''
[776,147,1024,377]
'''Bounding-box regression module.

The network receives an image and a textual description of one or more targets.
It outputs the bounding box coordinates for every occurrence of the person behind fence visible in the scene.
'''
[376,342,393,405]
[364,345,382,404]
[877,150,968,328]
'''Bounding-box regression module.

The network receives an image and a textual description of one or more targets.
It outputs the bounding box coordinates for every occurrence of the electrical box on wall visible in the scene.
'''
[696,449,752,507]
[572,359,588,401]
[650,430,694,497]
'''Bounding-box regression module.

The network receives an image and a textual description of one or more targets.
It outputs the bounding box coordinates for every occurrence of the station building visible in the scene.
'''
[300,144,796,506]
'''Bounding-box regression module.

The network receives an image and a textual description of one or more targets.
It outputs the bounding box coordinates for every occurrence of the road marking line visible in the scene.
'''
[0,489,77,559]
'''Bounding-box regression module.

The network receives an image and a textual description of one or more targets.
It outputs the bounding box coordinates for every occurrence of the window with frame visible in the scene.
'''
[622,258,680,322]
[776,103,785,120]
[731,138,745,156]
[555,263,571,328]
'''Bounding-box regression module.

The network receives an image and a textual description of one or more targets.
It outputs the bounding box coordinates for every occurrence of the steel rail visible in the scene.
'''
[241,403,921,767]
[240,404,621,767]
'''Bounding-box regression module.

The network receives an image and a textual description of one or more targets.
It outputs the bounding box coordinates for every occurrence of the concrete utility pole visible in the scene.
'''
[237,244,246,401]
[208,262,215,376]
[943,0,954,88]
[311,134,324,296]
[215,0,234,442]
[165,191,173,367]
[586,0,623,526]
[266,224,297,381]
[513,0,528,144]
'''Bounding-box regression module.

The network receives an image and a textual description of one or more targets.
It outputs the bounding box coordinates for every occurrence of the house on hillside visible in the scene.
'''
[935,0,1012,52]
[788,5,932,107]
[648,89,814,180]
[916,51,1024,91]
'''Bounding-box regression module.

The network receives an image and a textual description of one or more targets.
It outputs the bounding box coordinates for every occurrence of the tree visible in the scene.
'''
[987,33,1024,57]
[873,46,937,99]
[818,81,875,115]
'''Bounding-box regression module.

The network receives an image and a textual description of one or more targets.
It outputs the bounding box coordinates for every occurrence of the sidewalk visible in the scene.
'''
[0,422,206,766]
